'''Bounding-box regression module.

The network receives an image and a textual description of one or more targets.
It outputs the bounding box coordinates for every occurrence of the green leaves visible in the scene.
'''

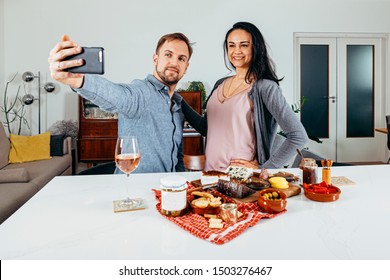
[291,96,308,114]
[178,81,207,105]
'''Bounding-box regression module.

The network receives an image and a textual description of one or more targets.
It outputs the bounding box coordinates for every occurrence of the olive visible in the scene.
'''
[272,192,279,199]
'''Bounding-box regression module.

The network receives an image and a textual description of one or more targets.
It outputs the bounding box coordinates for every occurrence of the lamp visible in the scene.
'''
[44,82,56,93]
[21,71,56,134]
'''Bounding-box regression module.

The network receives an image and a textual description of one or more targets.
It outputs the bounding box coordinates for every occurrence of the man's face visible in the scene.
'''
[153,40,190,86]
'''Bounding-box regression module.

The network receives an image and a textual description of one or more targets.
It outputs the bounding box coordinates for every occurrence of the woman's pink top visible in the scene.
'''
[204,81,256,172]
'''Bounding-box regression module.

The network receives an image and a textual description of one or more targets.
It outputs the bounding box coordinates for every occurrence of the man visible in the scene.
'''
[48,33,192,173]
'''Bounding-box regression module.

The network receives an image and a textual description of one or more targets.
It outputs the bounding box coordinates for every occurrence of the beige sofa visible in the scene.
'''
[0,123,72,224]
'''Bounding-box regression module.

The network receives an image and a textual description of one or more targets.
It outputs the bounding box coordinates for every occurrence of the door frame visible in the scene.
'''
[294,32,389,162]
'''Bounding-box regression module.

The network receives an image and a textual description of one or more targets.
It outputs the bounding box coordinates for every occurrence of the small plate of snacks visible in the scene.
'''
[303,181,341,202]
[257,189,287,214]
[188,191,224,215]
[188,191,246,228]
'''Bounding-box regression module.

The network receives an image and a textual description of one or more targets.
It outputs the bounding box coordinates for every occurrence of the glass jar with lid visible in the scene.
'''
[300,158,318,184]
[160,175,188,217]
[321,159,333,184]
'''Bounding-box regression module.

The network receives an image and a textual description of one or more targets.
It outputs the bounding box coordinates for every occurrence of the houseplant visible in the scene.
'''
[1,73,30,135]
[48,119,79,149]
[278,96,321,144]
[178,81,207,108]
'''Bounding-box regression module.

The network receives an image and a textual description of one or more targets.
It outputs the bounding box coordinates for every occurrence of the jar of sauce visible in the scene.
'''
[160,175,188,217]
[300,158,318,184]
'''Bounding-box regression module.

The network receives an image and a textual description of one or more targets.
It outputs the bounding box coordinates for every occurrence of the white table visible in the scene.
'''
[1,165,390,260]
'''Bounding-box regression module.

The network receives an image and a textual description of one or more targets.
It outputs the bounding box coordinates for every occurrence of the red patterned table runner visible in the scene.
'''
[153,186,285,245]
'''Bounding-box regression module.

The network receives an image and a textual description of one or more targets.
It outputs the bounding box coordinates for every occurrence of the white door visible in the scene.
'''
[295,34,386,162]
[295,37,338,160]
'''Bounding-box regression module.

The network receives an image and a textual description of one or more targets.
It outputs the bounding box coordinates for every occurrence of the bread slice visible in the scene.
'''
[209,218,223,229]
[204,214,217,219]
[192,198,209,208]
[209,197,222,207]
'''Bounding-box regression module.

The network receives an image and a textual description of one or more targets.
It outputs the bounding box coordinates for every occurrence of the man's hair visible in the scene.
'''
[155,33,193,59]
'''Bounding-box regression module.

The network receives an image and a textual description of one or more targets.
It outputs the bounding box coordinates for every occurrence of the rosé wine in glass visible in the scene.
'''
[115,153,140,176]
[114,136,143,211]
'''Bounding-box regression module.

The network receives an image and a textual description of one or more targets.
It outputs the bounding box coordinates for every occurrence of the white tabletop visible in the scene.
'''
[1,165,389,260]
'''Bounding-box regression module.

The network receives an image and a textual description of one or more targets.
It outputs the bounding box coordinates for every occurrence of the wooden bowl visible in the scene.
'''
[304,184,341,202]
[257,189,287,214]
[188,193,225,215]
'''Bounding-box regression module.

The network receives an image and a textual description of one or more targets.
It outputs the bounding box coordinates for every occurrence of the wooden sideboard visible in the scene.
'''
[78,91,204,164]
[78,97,118,164]
[178,91,205,155]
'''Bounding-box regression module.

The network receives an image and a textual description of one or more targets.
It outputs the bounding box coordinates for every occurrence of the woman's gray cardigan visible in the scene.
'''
[181,77,309,168]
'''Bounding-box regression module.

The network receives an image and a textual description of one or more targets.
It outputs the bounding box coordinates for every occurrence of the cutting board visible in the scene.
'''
[232,183,301,203]
[189,180,301,203]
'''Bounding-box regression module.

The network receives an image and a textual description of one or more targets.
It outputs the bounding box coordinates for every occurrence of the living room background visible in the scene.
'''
[1,0,389,135]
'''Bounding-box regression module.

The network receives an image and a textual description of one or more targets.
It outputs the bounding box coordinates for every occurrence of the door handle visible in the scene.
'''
[323,96,337,103]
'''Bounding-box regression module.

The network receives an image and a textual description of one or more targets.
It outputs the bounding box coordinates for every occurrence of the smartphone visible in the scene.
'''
[65,47,104,74]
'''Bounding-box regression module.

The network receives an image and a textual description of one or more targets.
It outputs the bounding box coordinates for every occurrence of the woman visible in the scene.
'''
[182,22,308,171]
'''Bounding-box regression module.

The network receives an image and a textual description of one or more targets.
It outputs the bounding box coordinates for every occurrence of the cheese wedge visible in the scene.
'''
[226,166,253,180]
[268,177,289,189]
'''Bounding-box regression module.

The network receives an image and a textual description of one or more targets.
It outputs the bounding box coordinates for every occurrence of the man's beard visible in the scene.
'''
[156,67,181,86]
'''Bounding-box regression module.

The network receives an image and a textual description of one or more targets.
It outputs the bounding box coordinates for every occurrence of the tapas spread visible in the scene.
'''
[191,166,301,203]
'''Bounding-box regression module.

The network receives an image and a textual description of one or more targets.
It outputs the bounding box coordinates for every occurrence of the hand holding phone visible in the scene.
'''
[64,47,104,74]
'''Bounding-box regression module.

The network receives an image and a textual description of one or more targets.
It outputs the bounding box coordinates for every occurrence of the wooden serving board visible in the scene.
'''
[189,180,301,203]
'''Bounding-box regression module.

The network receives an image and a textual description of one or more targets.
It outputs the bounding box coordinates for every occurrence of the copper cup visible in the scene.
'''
[220,203,238,224]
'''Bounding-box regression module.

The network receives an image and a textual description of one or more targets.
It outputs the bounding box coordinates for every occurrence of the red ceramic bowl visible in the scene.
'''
[303,184,341,202]
[258,189,287,214]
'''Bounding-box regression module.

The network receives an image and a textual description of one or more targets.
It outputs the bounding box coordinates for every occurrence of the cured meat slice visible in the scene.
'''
[217,179,256,198]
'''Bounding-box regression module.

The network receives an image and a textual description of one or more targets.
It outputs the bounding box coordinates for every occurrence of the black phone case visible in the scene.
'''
[65,47,104,74]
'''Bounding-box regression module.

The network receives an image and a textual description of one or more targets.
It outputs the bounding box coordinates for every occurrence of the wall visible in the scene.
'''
[0,0,4,108]
[1,0,390,135]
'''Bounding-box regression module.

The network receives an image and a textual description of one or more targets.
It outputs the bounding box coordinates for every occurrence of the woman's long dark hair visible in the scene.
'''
[223,22,283,85]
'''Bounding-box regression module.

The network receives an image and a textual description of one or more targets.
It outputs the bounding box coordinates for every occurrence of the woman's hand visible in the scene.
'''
[230,158,259,169]
[48,34,85,89]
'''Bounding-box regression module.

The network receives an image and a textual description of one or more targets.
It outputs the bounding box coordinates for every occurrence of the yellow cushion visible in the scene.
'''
[8,132,51,163]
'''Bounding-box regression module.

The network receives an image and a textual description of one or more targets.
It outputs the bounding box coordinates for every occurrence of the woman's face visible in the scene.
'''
[227,29,253,70]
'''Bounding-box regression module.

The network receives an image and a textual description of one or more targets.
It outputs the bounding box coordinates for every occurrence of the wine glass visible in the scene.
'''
[115,136,142,210]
